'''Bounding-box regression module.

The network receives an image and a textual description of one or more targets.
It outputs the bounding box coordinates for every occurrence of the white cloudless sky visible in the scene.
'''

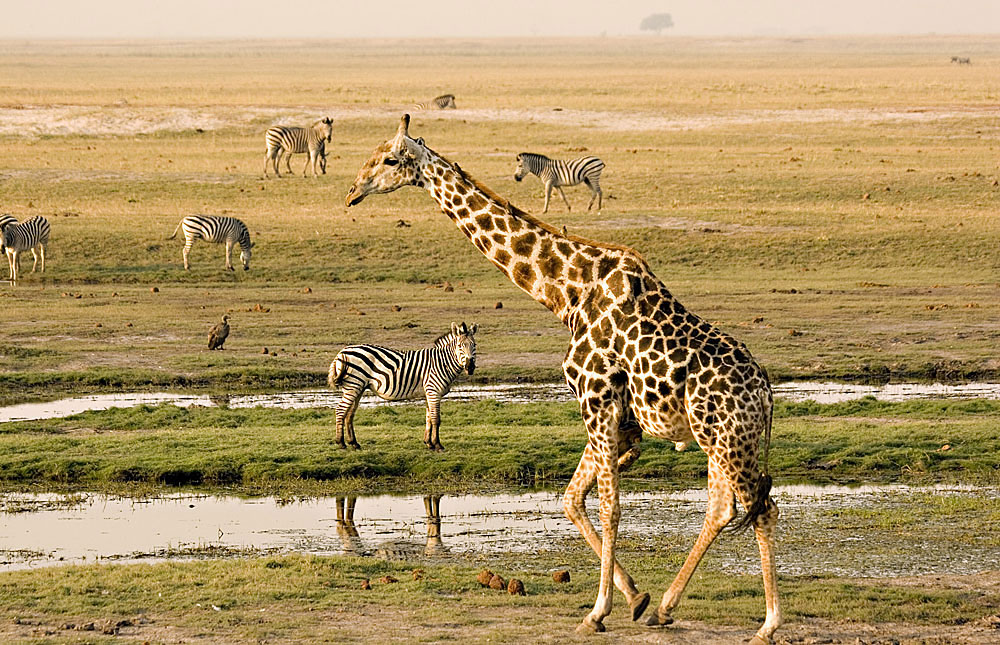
[3,1,1000,39]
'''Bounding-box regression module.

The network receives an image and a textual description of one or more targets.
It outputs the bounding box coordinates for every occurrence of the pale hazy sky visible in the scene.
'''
[4,1,1000,39]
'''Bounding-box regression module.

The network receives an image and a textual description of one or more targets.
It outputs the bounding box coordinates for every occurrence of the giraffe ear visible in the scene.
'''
[415,137,424,147]
[398,114,411,138]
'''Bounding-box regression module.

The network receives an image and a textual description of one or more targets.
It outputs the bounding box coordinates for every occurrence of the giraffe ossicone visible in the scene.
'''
[346,115,782,643]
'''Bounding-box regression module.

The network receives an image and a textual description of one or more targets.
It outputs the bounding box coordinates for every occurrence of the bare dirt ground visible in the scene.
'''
[0,104,994,137]
[3,572,998,644]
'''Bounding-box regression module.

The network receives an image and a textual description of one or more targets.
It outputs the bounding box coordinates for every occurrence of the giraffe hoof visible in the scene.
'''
[644,612,673,627]
[349,442,361,450]
[747,636,771,645]
[336,443,347,450]
[575,617,605,633]
[630,592,650,621]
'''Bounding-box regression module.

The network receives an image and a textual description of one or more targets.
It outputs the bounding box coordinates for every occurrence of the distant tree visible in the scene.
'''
[639,13,674,35]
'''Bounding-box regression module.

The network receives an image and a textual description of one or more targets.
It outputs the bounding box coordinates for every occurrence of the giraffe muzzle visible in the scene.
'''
[345,186,365,207]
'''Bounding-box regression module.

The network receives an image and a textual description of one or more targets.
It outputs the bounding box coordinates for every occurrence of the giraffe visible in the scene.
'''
[345,115,781,644]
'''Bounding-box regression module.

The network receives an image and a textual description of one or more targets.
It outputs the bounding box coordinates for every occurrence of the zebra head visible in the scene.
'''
[315,117,333,143]
[513,153,529,182]
[240,240,254,271]
[450,321,478,375]
[345,115,426,207]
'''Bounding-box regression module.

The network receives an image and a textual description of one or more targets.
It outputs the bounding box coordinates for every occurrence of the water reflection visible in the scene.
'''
[2,485,997,578]
[334,495,447,559]
[3,381,1000,423]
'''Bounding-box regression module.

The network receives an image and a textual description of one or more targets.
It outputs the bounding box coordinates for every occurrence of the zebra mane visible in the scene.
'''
[433,331,455,347]
[519,152,550,162]
[446,154,648,262]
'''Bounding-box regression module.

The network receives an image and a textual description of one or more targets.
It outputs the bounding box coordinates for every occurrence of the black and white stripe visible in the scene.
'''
[413,94,456,110]
[1,215,49,282]
[328,322,478,451]
[514,152,605,213]
[167,215,253,271]
[263,117,333,178]
[0,214,18,232]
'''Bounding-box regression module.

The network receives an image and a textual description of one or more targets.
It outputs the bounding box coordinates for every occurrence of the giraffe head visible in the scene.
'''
[437,321,478,375]
[345,115,427,207]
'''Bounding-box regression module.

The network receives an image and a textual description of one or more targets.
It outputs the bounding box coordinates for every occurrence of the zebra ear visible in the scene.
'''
[470,323,478,335]
[451,322,459,336]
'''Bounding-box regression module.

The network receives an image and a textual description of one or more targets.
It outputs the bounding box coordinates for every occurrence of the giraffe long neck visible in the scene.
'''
[416,150,614,324]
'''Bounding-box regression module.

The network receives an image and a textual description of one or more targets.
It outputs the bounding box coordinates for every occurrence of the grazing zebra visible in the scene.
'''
[514,152,605,213]
[951,56,971,65]
[413,93,456,110]
[263,117,333,178]
[167,215,253,271]
[328,322,478,451]
[1,215,49,283]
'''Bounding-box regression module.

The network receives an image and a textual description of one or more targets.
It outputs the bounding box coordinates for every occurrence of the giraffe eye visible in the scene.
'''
[383,157,399,166]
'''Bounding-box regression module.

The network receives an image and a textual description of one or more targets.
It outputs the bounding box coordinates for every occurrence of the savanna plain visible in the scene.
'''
[0,36,999,643]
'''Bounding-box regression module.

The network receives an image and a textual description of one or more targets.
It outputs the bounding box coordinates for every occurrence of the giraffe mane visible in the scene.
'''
[446,154,649,263]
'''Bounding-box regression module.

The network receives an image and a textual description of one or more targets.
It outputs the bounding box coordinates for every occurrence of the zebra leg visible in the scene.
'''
[424,395,444,451]
[182,241,192,270]
[543,182,553,213]
[5,250,14,283]
[335,386,363,449]
[556,186,572,212]
[30,248,39,273]
[284,152,293,176]
[264,151,272,177]
[344,394,362,449]
[225,240,235,271]
[38,244,45,273]
[585,179,602,212]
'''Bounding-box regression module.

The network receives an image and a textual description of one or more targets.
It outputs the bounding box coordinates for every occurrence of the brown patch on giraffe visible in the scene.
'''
[493,248,511,266]
[512,262,536,291]
[475,213,495,231]
[511,232,537,257]
[538,252,564,279]
[466,192,487,211]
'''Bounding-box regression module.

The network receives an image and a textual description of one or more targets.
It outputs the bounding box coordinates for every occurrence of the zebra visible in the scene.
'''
[413,93,456,110]
[327,322,478,451]
[167,215,253,271]
[0,214,17,231]
[1,215,49,283]
[951,56,971,65]
[263,117,333,178]
[513,152,605,213]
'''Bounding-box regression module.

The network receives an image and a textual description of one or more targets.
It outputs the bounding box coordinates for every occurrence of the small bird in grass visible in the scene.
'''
[208,315,230,350]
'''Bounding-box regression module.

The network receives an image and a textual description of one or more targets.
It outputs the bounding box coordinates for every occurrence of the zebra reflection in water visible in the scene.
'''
[335,495,446,558]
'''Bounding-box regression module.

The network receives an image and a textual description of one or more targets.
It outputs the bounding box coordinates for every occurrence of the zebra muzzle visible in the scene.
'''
[466,359,476,375]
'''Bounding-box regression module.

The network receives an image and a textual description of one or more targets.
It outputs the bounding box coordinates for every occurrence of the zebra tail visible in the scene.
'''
[166,221,183,240]
[328,355,346,388]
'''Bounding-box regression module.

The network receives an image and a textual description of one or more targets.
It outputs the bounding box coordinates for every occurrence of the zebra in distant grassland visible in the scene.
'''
[263,117,333,178]
[413,94,456,110]
[1,215,49,283]
[328,322,478,451]
[514,152,605,213]
[951,56,971,65]
[167,215,253,271]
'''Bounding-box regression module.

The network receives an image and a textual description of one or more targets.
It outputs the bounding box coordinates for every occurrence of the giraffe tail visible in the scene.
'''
[729,400,774,534]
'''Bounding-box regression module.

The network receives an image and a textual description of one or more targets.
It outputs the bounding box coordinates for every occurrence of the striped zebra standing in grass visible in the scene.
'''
[514,152,605,213]
[167,215,253,271]
[263,117,333,178]
[328,322,478,451]
[413,94,456,110]
[1,215,49,283]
